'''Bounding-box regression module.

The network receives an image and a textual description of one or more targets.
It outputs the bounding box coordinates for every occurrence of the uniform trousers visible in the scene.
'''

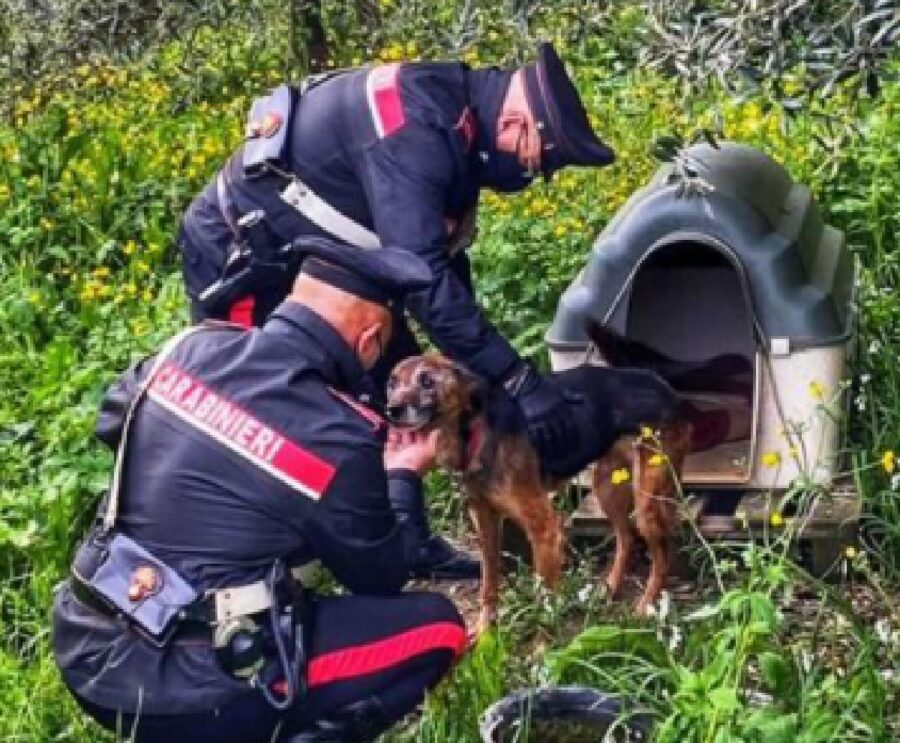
[73,591,466,743]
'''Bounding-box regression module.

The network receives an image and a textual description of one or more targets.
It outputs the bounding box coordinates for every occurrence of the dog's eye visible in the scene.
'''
[386,378,397,393]
[418,371,435,390]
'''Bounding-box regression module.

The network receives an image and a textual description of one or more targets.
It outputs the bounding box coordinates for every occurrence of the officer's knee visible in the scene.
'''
[410,591,466,681]
[412,591,466,633]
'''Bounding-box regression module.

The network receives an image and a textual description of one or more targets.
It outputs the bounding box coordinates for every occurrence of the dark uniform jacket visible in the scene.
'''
[53,302,419,715]
[180,62,520,384]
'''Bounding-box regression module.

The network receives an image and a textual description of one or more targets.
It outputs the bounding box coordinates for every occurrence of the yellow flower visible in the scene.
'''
[123,240,137,256]
[124,283,138,296]
[640,426,654,440]
[762,451,782,468]
[93,266,110,278]
[554,224,567,238]
[136,260,150,274]
[808,380,825,401]
[27,290,41,304]
[648,453,666,467]
[610,468,630,485]
[882,450,896,474]
[142,289,153,302]
[769,511,784,528]
[843,545,857,559]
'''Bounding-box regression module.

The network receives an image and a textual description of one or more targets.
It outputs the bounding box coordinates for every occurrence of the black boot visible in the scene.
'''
[284,698,391,742]
[387,473,480,581]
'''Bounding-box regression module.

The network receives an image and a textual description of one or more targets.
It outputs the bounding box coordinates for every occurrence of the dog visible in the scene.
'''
[385,326,696,630]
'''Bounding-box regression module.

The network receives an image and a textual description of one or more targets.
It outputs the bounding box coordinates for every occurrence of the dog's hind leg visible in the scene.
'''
[467,497,502,634]
[635,510,671,615]
[633,428,686,615]
[592,439,636,598]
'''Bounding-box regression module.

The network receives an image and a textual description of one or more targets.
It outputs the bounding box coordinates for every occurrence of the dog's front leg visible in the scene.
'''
[466,496,501,635]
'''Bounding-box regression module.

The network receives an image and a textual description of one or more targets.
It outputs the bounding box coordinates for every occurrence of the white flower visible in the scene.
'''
[656,590,672,622]
[892,473,900,491]
[875,618,892,645]
[577,585,592,603]
[860,373,872,385]
[800,648,813,673]
[868,340,882,354]
[667,624,683,651]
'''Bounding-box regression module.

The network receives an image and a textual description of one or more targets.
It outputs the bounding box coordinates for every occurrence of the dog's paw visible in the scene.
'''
[636,589,671,618]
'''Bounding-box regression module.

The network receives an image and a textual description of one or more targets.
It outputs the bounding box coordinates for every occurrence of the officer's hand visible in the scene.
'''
[384,426,441,475]
[505,362,580,464]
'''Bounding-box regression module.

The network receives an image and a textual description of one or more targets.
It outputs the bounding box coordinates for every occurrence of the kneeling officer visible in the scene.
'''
[53,237,467,742]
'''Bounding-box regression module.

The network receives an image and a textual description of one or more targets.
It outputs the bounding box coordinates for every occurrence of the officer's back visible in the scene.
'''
[53,240,438,721]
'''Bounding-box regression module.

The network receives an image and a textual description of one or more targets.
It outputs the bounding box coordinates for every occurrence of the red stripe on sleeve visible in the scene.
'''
[307,621,466,687]
[228,296,256,328]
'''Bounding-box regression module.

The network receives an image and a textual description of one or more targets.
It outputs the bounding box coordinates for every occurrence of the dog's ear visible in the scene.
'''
[450,361,486,414]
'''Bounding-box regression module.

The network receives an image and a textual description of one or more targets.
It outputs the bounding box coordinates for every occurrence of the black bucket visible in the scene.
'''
[479,686,653,742]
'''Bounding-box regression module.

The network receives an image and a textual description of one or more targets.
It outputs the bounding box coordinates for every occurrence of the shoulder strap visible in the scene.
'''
[326,386,384,430]
[101,325,211,533]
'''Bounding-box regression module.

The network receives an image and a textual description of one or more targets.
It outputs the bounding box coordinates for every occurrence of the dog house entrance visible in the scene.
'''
[624,240,757,484]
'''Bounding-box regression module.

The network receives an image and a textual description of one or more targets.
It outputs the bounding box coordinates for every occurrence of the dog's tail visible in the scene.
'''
[585,320,753,397]
[586,321,676,371]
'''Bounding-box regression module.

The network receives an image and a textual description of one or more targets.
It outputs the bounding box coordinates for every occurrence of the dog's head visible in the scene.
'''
[385,354,482,430]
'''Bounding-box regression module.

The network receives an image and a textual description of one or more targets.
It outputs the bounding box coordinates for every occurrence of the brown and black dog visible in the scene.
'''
[385,325,699,630]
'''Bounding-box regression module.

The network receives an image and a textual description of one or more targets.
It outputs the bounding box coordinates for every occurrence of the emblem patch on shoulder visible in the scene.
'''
[246,111,283,139]
[128,565,161,602]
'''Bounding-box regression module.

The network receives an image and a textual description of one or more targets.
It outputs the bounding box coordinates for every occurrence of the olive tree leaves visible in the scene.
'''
[639,0,899,110]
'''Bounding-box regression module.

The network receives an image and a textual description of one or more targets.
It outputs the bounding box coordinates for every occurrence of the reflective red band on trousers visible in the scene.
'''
[307,621,466,687]
[228,296,255,328]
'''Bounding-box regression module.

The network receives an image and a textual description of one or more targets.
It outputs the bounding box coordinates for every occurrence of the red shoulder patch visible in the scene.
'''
[366,64,405,139]
[454,106,475,152]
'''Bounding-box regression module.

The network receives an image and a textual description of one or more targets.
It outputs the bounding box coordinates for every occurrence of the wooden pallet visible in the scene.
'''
[566,480,861,577]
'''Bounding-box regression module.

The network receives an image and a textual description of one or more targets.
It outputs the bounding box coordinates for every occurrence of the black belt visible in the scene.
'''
[69,573,213,642]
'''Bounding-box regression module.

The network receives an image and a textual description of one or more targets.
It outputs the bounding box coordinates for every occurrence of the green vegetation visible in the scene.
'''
[1,1,898,740]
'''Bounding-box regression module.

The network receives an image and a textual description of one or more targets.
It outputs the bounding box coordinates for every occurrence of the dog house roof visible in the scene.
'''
[547,142,856,351]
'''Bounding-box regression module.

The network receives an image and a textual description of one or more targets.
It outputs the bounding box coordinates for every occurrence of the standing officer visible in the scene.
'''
[53,237,467,743]
[177,42,616,578]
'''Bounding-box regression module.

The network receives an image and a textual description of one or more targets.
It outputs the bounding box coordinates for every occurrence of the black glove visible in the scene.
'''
[504,362,580,464]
